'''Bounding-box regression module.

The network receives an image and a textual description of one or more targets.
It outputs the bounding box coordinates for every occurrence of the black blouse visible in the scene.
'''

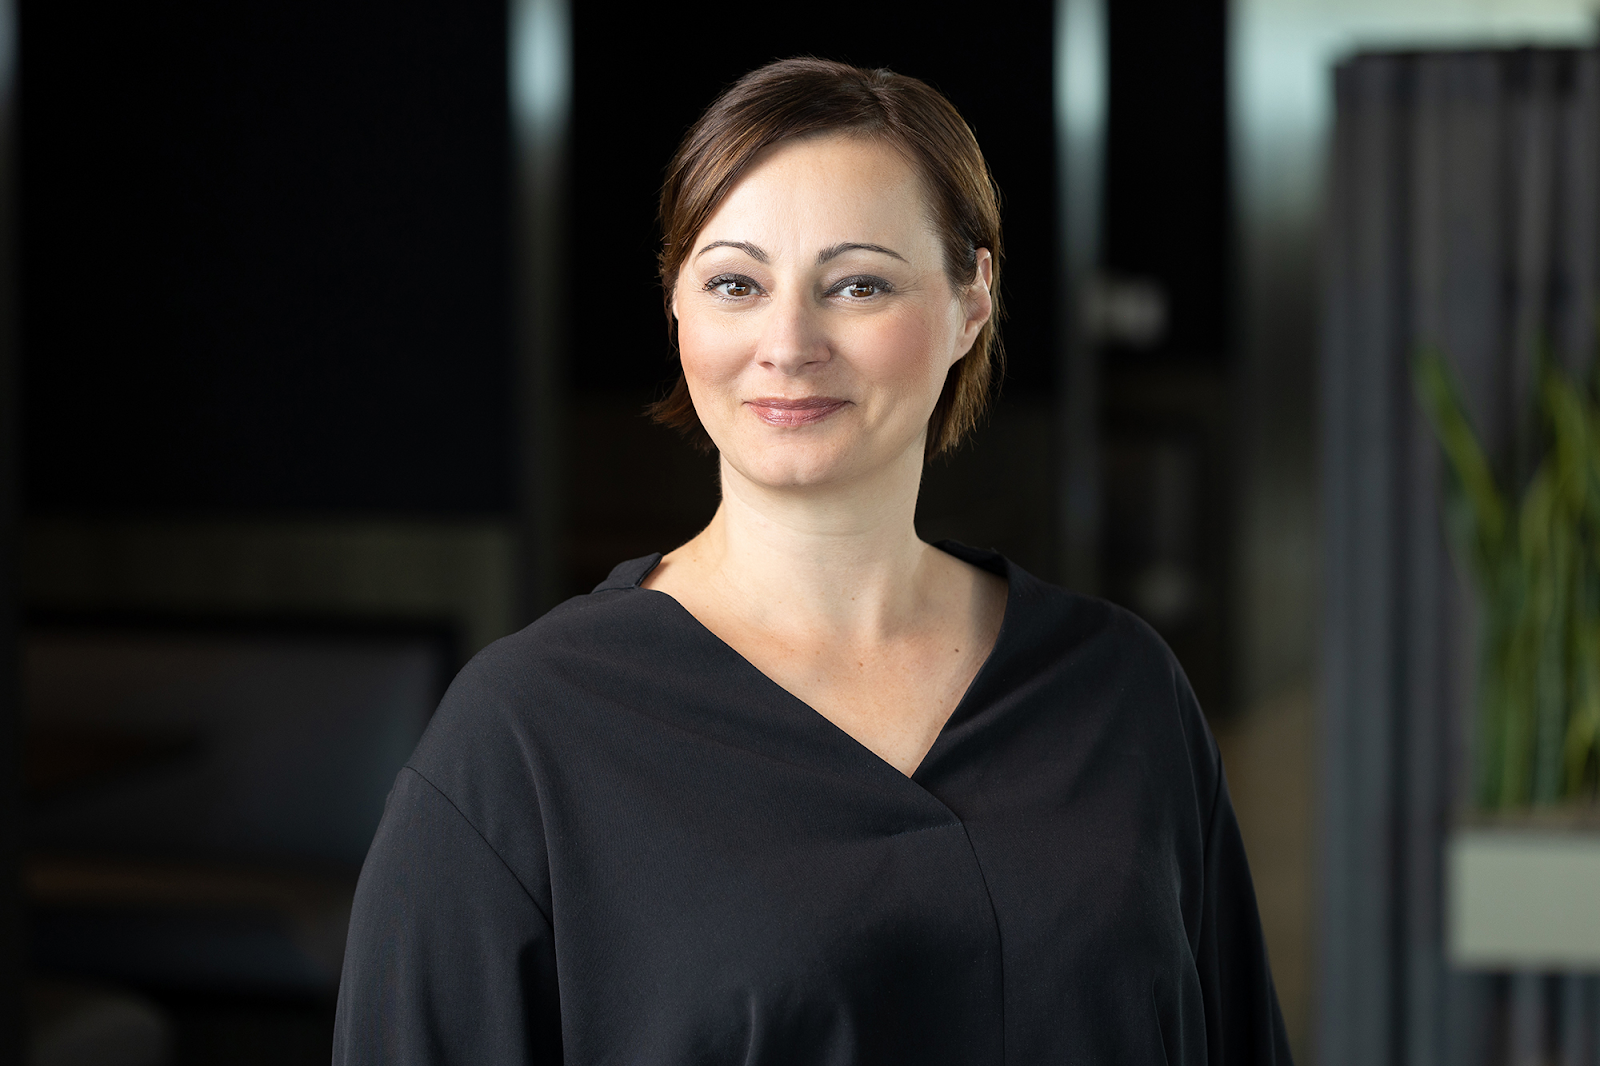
[333,543,1292,1065]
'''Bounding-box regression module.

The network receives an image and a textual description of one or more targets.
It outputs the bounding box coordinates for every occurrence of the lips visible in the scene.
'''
[745,397,851,427]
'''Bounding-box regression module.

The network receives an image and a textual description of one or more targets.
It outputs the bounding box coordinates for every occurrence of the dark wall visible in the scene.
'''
[20,0,511,514]
[1103,0,1230,363]
[1097,0,1234,713]
[569,6,1059,401]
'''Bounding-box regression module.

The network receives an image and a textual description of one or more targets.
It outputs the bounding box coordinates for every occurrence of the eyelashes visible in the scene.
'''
[704,274,759,299]
[701,273,896,301]
[826,275,894,299]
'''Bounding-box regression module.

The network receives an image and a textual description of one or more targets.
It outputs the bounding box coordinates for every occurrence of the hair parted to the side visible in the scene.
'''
[648,57,1004,460]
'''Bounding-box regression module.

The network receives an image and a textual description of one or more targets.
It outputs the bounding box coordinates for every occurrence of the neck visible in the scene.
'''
[693,444,934,640]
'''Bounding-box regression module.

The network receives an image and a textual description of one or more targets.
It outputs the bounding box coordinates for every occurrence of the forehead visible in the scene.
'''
[697,134,934,247]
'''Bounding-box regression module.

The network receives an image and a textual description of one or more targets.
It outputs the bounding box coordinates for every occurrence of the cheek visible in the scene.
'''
[675,308,745,390]
[851,310,947,396]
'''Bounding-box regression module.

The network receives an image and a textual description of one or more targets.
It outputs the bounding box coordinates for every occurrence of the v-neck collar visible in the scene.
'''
[594,541,1017,785]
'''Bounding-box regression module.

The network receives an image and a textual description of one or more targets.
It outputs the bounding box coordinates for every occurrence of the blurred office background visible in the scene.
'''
[0,0,1596,1062]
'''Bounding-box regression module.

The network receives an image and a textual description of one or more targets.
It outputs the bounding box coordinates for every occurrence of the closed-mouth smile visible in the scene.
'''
[744,397,851,427]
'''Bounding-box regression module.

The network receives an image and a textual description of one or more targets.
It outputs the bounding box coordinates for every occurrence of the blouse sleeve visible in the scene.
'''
[333,767,562,1065]
[1195,763,1294,1065]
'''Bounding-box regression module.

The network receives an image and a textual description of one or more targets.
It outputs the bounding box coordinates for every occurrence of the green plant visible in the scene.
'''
[1413,352,1600,809]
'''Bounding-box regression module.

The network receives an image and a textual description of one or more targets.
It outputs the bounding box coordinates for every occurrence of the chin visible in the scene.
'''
[739,457,854,490]
[725,437,867,490]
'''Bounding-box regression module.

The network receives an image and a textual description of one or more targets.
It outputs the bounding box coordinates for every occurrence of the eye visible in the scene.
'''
[705,274,760,299]
[829,275,892,300]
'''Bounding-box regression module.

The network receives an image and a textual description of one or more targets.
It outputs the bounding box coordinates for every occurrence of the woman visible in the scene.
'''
[334,58,1291,1065]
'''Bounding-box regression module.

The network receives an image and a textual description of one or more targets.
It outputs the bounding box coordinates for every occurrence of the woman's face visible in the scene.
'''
[671,134,992,493]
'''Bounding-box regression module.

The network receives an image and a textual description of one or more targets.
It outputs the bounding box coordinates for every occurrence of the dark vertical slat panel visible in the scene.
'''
[1506,53,1566,1061]
[1058,0,1105,595]
[1554,53,1598,377]
[1431,55,1509,460]
[1319,62,1359,1066]
[1558,974,1589,1066]
[1505,53,1560,482]
[1431,57,1508,1066]
[1411,54,1509,1066]
[1323,54,1408,1066]
[0,0,19,1053]
[1358,55,1407,1066]
[512,0,569,622]
[1400,318,1450,1066]
[1568,51,1598,382]
[1405,59,1448,1066]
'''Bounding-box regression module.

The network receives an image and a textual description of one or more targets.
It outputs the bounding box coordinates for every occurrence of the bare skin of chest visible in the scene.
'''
[649,553,1006,777]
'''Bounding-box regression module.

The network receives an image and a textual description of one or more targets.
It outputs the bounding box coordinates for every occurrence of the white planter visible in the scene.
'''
[1447,826,1600,970]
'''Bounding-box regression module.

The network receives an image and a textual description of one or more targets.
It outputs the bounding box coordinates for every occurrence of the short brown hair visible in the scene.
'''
[649,57,1004,459]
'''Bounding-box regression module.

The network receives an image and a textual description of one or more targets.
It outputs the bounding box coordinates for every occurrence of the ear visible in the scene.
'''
[953,248,994,360]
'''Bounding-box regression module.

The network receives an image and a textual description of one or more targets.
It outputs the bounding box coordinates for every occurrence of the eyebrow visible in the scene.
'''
[692,240,908,265]
[817,242,906,264]
[695,240,768,262]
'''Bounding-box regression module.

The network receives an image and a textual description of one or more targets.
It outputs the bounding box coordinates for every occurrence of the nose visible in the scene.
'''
[756,291,831,375]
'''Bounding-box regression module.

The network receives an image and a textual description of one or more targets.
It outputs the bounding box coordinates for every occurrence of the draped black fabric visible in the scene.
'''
[1323,47,1600,1066]
[333,544,1290,1064]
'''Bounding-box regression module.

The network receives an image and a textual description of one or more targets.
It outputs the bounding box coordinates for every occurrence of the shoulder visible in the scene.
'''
[414,561,671,765]
[396,558,675,880]
[992,553,1179,689]
[441,577,666,710]
[993,556,1220,803]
